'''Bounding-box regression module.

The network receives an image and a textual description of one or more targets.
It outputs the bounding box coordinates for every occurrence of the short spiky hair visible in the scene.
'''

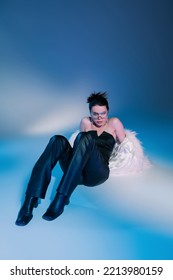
[87,91,109,111]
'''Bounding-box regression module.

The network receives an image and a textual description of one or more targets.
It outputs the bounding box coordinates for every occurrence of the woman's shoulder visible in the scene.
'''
[108,117,122,125]
[80,116,91,131]
[80,116,91,124]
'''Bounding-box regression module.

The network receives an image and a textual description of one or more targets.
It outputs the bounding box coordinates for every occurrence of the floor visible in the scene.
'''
[0,125,173,260]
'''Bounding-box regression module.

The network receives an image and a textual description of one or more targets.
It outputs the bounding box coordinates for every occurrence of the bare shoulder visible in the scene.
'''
[80,116,91,131]
[80,116,90,125]
[109,117,124,127]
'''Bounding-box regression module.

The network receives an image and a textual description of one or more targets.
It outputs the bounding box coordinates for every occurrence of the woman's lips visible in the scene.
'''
[96,120,103,124]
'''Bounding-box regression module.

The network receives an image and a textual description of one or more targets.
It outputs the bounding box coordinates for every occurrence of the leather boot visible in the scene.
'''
[42,193,69,221]
[15,196,39,226]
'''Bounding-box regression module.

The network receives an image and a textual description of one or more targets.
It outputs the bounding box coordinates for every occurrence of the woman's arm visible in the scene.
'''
[111,117,126,143]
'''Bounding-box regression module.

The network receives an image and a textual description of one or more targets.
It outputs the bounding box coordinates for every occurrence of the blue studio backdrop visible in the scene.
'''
[0,0,173,260]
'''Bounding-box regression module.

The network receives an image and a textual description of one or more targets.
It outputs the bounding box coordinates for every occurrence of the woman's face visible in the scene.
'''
[90,105,108,127]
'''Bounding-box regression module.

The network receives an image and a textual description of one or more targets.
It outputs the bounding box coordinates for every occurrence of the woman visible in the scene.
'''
[15,92,126,226]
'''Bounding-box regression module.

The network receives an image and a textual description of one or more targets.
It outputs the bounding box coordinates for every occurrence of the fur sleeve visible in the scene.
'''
[109,130,152,176]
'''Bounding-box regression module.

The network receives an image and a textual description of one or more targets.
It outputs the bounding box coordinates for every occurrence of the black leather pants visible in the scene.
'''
[26,131,109,199]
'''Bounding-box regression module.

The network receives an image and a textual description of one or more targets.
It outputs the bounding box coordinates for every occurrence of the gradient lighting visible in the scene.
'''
[0,0,173,260]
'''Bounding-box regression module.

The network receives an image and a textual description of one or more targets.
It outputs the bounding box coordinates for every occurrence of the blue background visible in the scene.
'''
[0,0,173,259]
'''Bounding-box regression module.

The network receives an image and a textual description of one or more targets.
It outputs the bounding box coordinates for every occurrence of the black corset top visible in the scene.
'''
[95,131,116,163]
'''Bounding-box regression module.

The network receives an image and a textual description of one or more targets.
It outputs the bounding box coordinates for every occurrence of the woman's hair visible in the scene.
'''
[87,91,109,111]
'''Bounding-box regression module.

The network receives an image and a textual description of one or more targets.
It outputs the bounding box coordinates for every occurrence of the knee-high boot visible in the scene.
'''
[15,135,72,226]
[42,131,96,221]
